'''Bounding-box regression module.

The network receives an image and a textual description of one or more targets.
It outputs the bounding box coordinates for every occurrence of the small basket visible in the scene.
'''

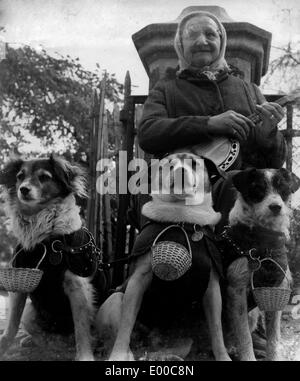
[151,225,192,281]
[0,244,46,293]
[251,257,291,312]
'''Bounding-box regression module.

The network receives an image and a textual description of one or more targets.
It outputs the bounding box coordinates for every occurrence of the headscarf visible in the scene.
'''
[174,11,229,77]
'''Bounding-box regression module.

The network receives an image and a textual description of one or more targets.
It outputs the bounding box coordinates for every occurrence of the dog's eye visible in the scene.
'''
[38,174,51,182]
[272,177,290,201]
[16,172,24,181]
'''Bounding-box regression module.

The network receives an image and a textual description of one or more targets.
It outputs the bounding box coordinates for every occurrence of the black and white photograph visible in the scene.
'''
[0,0,300,364]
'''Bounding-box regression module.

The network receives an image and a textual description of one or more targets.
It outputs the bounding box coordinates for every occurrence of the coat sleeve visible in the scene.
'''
[138,80,213,155]
[249,83,287,168]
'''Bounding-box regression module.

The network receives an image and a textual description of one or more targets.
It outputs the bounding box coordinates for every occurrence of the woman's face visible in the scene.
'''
[182,15,221,68]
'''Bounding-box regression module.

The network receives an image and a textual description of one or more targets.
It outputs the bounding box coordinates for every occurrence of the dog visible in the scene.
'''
[223,168,300,361]
[96,153,231,361]
[0,155,108,361]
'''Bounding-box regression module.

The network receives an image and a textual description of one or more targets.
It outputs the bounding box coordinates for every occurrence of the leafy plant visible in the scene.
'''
[0,44,123,162]
[262,42,300,94]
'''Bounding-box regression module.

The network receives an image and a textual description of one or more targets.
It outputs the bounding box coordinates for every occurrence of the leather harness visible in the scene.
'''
[217,224,288,286]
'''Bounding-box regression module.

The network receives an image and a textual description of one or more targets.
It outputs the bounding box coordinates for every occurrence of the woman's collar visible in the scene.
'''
[177,68,229,82]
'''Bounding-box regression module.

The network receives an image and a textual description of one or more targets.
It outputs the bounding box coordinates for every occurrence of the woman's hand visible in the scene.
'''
[207,110,255,142]
[255,102,284,129]
[253,102,285,146]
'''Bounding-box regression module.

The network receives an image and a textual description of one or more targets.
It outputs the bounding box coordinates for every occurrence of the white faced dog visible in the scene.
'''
[224,168,300,361]
[97,153,231,361]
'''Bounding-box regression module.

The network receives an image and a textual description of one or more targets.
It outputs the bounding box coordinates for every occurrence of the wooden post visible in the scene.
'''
[94,73,107,250]
[286,103,293,172]
[134,104,145,161]
[87,90,99,236]
[103,109,113,263]
[112,71,134,287]
[112,102,122,197]
[113,102,122,149]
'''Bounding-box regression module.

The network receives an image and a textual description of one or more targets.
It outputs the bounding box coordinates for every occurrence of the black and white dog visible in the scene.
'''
[223,168,300,361]
[0,155,108,361]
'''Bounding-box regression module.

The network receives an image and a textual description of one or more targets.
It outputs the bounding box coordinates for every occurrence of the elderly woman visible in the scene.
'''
[138,11,285,170]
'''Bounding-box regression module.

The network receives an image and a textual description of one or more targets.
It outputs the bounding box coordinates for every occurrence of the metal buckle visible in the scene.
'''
[249,248,261,272]
[191,224,204,242]
[249,248,259,260]
[50,240,63,266]
[51,240,64,252]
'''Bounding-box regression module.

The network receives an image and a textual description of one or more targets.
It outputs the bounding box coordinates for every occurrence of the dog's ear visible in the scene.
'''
[0,158,24,188]
[49,154,88,198]
[232,168,257,193]
[278,168,300,194]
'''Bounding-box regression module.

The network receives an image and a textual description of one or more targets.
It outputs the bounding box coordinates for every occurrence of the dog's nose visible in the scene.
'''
[269,203,282,215]
[20,186,30,196]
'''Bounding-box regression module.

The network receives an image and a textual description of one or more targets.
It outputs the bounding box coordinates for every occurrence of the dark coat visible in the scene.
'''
[138,70,286,169]
[13,229,109,334]
[123,220,223,328]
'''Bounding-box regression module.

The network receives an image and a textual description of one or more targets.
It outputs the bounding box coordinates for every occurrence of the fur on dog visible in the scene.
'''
[0,155,106,361]
[225,167,300,361]
[96,153,231,361]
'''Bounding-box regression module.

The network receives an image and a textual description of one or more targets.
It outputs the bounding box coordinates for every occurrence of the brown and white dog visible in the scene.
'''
[96,153,231,361]
[0,155,108,361]
[225,168,300,361]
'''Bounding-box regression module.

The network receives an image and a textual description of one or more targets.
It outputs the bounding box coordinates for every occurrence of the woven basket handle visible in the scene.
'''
[251,257,291,290]
[152,225,192,256]
[10,243,47,270]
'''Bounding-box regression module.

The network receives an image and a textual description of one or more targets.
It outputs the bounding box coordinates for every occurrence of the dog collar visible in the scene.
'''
[222,224,286,247]
[218,224,287,271]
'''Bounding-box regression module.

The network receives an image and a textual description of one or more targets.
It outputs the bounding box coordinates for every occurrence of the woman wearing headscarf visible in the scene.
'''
[138,11,286,170]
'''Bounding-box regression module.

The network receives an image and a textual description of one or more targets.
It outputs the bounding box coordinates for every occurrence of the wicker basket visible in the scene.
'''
[251,257,291,312]
[151,225,192,281]
[0,244,46,293]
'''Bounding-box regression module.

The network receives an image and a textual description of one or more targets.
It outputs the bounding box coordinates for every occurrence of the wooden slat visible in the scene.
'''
[285,103,293,171]
[94,74,107,249]
[112,71,135,287]
[87,90,98,236]
[103,110,113,263]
